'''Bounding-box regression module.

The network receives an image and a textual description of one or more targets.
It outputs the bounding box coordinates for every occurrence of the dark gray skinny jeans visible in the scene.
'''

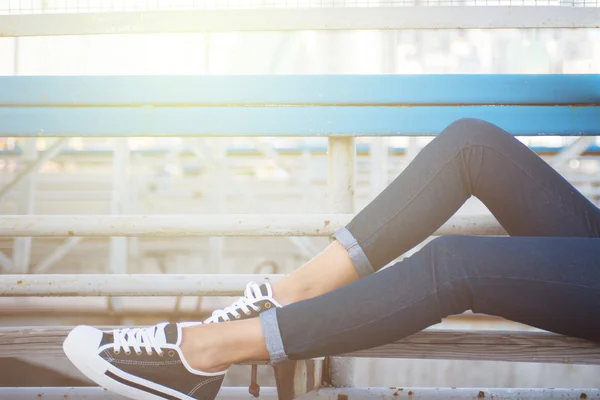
[260,118,600,363]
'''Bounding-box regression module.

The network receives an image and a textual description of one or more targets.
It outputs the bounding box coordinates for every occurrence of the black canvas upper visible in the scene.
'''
[98,323,224,400]
[209,283,277,323]
[213,298,275,322]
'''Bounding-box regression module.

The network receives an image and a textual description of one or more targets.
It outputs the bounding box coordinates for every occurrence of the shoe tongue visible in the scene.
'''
[164,323,179,345]
[259,283,271,297]
[153,322,178,345]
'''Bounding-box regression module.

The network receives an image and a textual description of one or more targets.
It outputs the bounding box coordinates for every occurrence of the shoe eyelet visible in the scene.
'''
[235,314,241,320]
[136,351,143,355]
[244,311,251,316]
[113,349,120,355]
[265,302,272,309]
[256,306,262,311]
[158,352,164,357]
[124,350,131,355]
[168,351,176,357]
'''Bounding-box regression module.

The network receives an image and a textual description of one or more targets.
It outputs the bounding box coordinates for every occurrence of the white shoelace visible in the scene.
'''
[205,281,264,323]
[112,325,165,356]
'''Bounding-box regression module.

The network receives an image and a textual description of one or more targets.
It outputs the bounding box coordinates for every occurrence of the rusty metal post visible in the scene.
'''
[248,364,260,397]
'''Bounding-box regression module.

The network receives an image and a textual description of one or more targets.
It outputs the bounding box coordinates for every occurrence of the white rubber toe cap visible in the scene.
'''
[63,325,107,374]
[64,325,103,350]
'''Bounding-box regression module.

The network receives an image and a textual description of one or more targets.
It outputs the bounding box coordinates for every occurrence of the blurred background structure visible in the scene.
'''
[0,0,599,391]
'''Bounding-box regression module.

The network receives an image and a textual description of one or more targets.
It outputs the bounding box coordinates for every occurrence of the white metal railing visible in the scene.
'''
[1,0,598,14]
[1,7,598,37]
[0,214,504,237]
[0,274,280,297]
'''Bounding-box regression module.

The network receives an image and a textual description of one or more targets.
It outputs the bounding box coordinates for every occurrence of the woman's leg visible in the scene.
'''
[182,235,600,370]
[343,118,600,272]
[203,117,600,363]
[272,241,358,306]
[272,118,600,305]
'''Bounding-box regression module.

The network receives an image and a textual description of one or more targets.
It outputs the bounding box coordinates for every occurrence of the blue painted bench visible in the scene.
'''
[0,75,598,137]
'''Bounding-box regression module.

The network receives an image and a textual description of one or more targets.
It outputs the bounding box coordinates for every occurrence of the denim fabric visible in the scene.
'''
[333,227,375,278]
[259,309,288,363]
[267,118,600,362]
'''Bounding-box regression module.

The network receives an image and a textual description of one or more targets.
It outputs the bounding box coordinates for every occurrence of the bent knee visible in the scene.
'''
[440,118,512,147]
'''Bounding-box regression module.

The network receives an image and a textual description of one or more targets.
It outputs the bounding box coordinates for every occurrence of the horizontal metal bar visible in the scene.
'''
[0,214,503,237]
[2,387,599,399]
[1,7,599,37]
[2,75,599,106]
[0,274,282,296]
[1,106,599,137]
[0,387,278,399]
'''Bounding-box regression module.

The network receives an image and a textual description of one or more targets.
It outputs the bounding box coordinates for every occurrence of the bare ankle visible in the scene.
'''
[272,285,299,306]
[272,241,359,306]
[180,326,229,373]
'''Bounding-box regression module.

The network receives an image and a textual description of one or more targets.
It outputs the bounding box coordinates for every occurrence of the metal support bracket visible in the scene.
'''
[272,358,324,400]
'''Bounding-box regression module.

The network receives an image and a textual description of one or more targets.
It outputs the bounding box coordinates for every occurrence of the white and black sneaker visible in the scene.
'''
[204,281,281,323]
[63,322,225,400]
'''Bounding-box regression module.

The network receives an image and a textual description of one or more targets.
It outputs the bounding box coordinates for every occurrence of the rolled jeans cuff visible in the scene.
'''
[259,308,289,364]
[333,227,375,278]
